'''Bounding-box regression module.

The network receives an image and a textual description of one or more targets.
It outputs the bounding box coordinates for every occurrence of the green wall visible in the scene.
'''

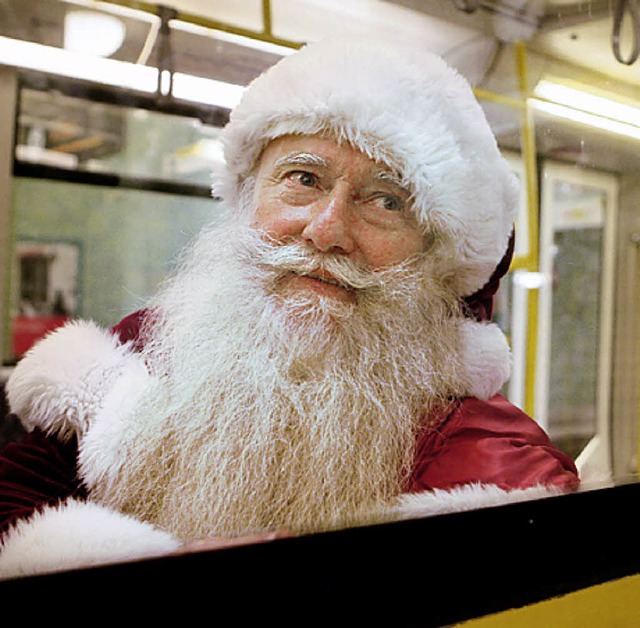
[12,177,220,328]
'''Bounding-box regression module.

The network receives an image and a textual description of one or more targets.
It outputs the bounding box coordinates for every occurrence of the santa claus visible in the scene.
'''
[0,38,577,579]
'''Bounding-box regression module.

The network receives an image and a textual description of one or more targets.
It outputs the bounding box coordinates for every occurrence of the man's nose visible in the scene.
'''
[301,185,356,254]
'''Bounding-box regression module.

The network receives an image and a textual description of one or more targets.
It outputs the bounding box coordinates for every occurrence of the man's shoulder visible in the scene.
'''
[435,394,568,453]
[411,394,579,491]
[453,394,543,434]
[418,394,538,452]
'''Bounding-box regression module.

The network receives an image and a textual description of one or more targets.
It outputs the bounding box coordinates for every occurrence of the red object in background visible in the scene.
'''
[12,315,70,358]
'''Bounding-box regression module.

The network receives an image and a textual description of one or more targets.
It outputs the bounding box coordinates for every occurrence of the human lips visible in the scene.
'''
[286,269,356,302]
[303,269,345,287]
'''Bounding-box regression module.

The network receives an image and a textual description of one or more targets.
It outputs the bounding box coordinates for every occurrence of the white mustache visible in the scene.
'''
[236,232,389,292]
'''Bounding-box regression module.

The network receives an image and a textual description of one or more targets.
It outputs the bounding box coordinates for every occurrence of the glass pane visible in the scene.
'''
[547,181,606,458]
[16,88,224,187]
[10,177,221,360]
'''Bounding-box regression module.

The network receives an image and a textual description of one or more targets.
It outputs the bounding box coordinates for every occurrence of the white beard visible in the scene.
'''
[88,214,467,541]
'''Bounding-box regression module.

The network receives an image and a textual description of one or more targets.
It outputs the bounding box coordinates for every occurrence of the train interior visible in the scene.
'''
[1,0,640,484]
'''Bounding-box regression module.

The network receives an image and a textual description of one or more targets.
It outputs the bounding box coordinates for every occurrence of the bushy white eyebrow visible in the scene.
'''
[373,168,405,189]
[273,151,407,192]
[274,152,328,169]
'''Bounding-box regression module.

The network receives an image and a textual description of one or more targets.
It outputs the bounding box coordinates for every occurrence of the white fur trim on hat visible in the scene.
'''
[458,319,512,400]
[0,498,180,580]
[6,320,151,440]
[216,37,519,297]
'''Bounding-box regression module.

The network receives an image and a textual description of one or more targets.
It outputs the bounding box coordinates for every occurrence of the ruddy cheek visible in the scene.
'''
[377,233,425,266]
[252,198,289,233]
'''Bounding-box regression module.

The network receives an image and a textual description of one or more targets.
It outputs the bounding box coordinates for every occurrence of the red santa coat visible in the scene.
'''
[411,395,578,492]
[0,392,579,538]
[0,313,578,579]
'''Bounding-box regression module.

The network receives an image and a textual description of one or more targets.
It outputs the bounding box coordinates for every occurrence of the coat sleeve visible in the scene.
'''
[0,314,181,580]
[0,430,180,581]
[409,394,579,493]
[0,428,85,539]
[0,311,149,539]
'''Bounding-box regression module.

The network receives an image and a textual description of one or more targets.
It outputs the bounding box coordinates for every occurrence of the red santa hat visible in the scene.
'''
[215,37,519,398]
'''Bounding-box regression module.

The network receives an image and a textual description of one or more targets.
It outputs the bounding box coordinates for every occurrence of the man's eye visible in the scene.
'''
[289,171,318,187]
[376,194,404,212]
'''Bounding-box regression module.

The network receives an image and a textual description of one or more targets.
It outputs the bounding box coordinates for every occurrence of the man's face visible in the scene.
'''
[251,135,427,304]
[101,137,464,539]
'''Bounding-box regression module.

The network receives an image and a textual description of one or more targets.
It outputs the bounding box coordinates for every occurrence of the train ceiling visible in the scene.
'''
[1,0,638,87]
[2,0,640,173]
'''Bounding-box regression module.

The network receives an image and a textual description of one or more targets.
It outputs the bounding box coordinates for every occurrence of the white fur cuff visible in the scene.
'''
[0,499,180,580]
[6,320,150,440]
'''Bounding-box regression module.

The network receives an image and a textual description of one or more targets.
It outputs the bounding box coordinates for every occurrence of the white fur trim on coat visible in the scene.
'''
[0,498,180,580]
[6,320,151,441]
[387,483,564,521]
[216,37,519,298]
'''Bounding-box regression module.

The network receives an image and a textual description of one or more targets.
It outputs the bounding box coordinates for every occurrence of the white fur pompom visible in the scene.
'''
[458,319,511,400]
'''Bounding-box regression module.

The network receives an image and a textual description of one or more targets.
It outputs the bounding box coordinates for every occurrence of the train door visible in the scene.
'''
[535,160,618,481]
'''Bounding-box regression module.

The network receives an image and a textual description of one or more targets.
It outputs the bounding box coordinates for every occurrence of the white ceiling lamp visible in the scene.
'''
[0,35,157,92]
[172,72,245,109]
[532,79,640,140]
[0,35,245,110]
[64,10,126,58]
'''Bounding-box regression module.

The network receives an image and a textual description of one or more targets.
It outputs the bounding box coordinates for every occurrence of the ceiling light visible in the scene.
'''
[0,35,156,92]
[172,72,245,109]
[532,79,640,140]
[64,10,126,58]
[530,99,640,141]
[0,36,245,110]
[534,80,640,126]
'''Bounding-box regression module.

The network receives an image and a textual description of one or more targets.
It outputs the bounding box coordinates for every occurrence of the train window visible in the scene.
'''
[14,85,227,194]
[8,81,229,361]
[537,163,618,475]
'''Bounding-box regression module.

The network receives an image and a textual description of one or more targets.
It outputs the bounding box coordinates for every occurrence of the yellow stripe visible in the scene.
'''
[456,574,640,627]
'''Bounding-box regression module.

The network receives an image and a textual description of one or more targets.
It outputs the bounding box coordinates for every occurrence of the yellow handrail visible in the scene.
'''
[95,0,303,50]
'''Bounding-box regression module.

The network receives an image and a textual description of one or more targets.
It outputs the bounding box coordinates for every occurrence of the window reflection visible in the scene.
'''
[16,87,225,188]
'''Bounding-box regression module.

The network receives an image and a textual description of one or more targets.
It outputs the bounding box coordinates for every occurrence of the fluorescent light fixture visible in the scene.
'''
[64,10,126,57]
[535,80,640,127]
[530,99,640,141]
[0,36,246,109]
[532,79,640,140]
[172,72,245,109]
[170,19,296,57]
[0,35,157,92]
